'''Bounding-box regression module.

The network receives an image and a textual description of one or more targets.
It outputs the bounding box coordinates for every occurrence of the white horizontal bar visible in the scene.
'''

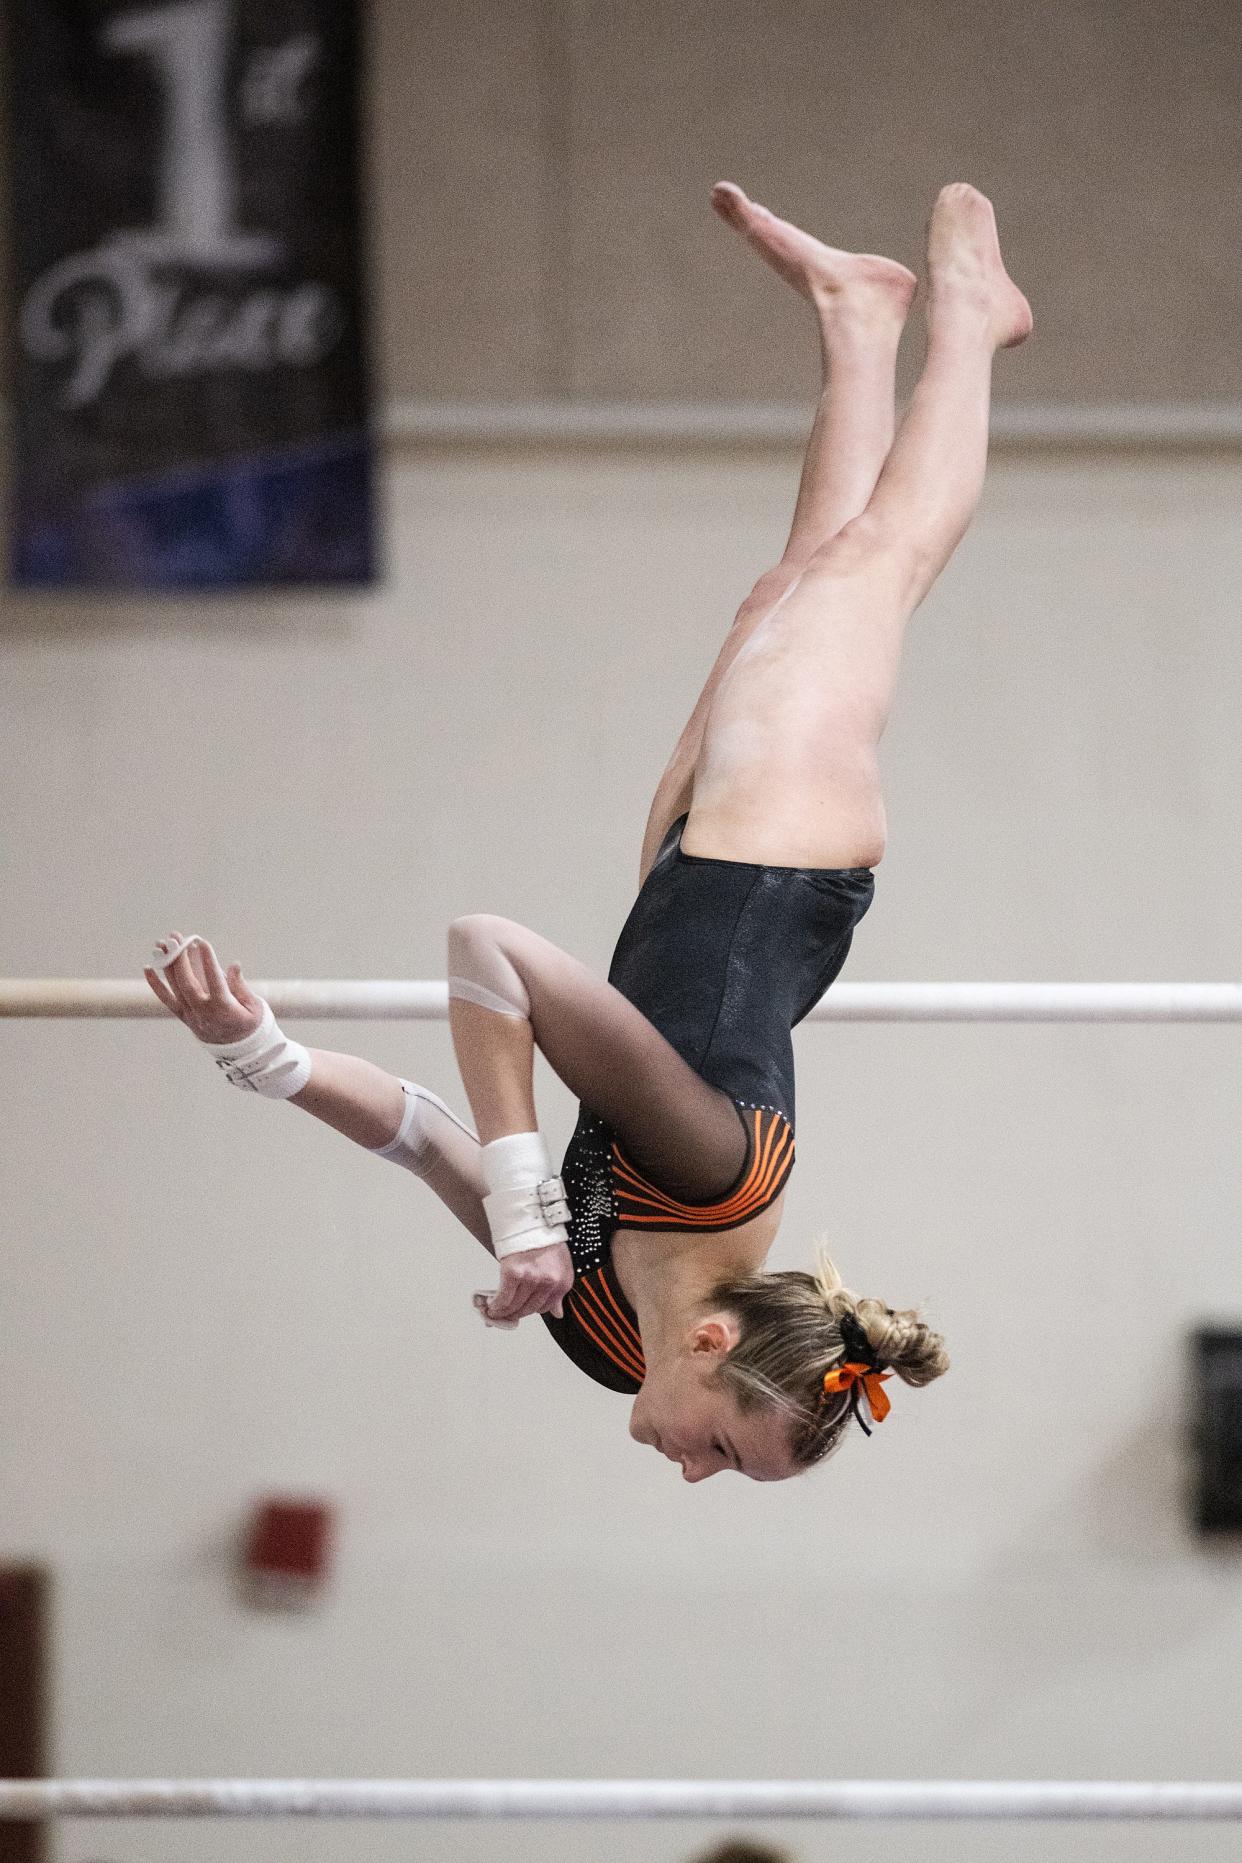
[385,400,1242,452]
[2,1779,1242,1821]
[810,982,1242,1023]
[4,981,1242,1023]
[0,980,449,1020]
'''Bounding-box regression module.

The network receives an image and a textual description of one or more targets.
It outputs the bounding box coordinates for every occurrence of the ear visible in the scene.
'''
[687,1312,741,1356]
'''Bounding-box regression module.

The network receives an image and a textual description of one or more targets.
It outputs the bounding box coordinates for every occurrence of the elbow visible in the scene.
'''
[449,911,514,943]
[447,915,530,1020]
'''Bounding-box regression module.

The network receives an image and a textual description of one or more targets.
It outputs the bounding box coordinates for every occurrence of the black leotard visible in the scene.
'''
[542,814,874,1392]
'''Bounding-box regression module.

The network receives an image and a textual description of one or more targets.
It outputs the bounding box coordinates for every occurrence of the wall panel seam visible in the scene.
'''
[381,400,1242,452]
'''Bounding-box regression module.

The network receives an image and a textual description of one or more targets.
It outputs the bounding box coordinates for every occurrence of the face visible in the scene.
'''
[628,1314,800,1483]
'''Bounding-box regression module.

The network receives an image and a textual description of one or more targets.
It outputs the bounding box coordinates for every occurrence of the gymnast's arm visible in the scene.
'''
[293,1057,492,1247]
[446,914,745,1195]
[445,912,745,1325]
[142,934,491,1247]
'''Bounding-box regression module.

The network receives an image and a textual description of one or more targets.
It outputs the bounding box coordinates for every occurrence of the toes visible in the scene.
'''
[712,181,758,226]
[711,184,744,223]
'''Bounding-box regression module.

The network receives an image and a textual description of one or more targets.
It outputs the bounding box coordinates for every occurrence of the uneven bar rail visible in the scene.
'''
[2,1779,1242,1821]
[4,980,1242,1022]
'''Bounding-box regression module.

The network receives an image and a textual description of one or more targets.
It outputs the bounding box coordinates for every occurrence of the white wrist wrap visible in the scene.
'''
[203,1000,312,1100]
[481,1131,570,1258]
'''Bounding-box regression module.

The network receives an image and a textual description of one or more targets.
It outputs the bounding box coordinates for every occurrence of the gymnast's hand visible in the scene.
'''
[480,1241,575,1327]
[143,933,265,1044]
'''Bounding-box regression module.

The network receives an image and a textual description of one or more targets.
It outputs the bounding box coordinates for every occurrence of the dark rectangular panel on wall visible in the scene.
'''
[6,0,376,590]
[0,1567,48,1863]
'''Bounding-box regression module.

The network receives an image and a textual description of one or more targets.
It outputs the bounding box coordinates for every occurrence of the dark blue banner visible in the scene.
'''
[7,0,376,589]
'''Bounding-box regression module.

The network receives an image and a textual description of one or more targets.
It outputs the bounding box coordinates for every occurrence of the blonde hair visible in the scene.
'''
[709,1248,949,1468]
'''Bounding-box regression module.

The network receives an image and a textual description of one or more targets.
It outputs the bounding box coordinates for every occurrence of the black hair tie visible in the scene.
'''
[837,1309,883,1373]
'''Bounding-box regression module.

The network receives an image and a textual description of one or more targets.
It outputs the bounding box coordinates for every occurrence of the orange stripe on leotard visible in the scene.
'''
[569,1277,645,1382]
[576,1300,644,1384]
[612,1106,789,1221]
[594,1266,644,1361]
[567,1293,641,1380]
[611,1108,793,1229]
[576,1275,642,1363]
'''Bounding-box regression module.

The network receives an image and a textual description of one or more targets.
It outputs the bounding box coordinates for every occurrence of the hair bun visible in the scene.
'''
[814,1249,949,1388]
[853,1297,949,1386]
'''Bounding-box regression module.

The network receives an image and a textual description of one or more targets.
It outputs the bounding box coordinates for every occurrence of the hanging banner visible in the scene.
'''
[7,0,376,589]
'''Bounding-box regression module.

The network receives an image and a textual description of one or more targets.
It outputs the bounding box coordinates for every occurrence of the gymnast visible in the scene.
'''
[146,182,1029,1482]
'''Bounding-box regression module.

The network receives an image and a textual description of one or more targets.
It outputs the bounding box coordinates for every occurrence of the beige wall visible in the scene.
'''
[371,0,1242,405]
[4,444,1242,1863]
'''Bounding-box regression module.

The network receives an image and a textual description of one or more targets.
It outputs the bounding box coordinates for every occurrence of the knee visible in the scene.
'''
[808,511,925,580]
[736,562,801,621]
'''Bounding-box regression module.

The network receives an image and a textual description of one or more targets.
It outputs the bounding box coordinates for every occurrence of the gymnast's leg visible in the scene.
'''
[684,182,1032,869]
[638,184,917,881]
[719,183,917,571]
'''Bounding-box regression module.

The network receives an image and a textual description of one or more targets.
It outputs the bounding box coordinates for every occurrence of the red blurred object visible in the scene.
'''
[241,1497,335,1608]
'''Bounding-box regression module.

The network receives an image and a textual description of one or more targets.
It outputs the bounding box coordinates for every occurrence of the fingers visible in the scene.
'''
[145,931,265,1045]
[487,1270,547,1325]
[149,930,198,977]
[149,933,243,1012]
[483,1246,575,1326]
[481,1283,525,1324]
[197,941,234,1004]
[149,932,206,1010]
[228,963,260,1009]
[143,966,183,1017]
[472,1292,518,1332]
[172,935,210,1005]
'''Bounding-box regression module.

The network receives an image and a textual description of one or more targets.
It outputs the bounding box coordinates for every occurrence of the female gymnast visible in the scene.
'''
[146,182,1030,1483]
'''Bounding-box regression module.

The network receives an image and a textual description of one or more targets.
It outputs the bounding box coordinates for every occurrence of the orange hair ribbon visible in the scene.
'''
[822,1362,892,1424]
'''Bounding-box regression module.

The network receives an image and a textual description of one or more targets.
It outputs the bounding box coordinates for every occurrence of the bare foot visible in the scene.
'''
[712,181,917,322]
[925,183,1032,348]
